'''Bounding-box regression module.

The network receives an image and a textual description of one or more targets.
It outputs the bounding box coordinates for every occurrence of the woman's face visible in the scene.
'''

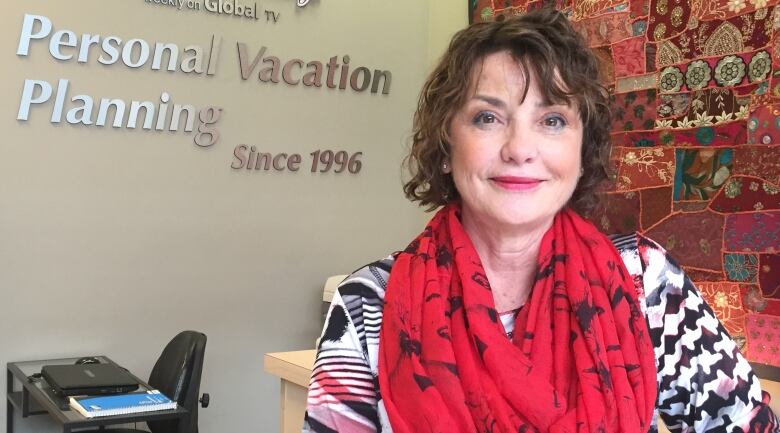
[448,51,583,233]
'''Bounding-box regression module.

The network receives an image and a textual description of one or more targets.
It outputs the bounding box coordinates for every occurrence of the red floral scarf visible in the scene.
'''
[378,204,657,433]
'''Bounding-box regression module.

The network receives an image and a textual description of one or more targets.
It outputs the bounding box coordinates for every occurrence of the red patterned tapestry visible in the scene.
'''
[470,0,780,366]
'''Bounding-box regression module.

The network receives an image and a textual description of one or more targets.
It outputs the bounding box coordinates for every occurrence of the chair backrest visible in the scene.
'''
[323,274,348,303]
[147,331,207,433]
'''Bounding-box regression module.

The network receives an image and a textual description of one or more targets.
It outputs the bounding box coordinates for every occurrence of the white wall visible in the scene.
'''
[0,1,470,431]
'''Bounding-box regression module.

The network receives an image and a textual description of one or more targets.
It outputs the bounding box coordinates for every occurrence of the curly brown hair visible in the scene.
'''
[403,7,612,216]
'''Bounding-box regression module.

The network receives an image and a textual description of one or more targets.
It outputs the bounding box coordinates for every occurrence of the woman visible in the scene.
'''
[304,8,777,433]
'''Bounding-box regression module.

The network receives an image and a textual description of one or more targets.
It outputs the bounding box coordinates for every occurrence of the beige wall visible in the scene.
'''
[0,1,463,432]
[428,0,469,69]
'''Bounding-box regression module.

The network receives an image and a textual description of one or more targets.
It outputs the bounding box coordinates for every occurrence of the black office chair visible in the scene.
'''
[103,330,210,433]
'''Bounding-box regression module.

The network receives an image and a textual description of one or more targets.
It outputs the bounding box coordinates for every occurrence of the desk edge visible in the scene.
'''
[264,351,315,388]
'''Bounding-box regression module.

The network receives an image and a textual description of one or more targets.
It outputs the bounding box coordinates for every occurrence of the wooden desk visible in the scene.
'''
[264,350,780,433]
[264,350,316,433]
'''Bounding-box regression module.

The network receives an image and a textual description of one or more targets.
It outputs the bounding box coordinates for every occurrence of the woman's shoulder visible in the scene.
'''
[608,231,677,273]
[608,231,666,255]
[334,255,397,306]
[609,231,689,305]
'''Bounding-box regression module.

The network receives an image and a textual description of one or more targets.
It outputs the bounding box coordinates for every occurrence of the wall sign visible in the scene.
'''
[14,11,391,176]
[145,0,272,22]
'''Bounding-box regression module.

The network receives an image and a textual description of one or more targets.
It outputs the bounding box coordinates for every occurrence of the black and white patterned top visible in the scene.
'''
[303,233,778,433]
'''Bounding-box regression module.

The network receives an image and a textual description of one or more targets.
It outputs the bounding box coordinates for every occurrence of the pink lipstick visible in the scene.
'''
[490,176,543,191]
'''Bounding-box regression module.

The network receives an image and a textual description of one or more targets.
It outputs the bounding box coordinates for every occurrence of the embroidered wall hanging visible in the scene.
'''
[470,0,780,366]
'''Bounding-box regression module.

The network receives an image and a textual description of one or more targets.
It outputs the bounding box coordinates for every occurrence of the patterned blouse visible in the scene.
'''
[303,233,778,433]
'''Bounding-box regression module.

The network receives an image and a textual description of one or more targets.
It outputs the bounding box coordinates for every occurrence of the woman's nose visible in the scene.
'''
[500,122,539,164]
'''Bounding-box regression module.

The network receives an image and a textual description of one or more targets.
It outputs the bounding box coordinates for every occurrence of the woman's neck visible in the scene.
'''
[461,211,553,314]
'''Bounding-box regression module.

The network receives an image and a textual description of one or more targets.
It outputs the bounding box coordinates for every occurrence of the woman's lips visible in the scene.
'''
[490,176,544,191]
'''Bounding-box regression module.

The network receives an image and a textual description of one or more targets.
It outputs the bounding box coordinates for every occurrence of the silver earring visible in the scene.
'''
[442,161,450,173]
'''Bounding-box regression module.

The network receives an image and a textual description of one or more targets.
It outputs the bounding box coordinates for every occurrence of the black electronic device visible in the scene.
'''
[41,364,139,397]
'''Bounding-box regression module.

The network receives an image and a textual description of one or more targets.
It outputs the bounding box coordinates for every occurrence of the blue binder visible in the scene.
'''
[69,390,176,418]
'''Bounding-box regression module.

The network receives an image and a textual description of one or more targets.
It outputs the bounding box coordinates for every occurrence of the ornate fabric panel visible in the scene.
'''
[700,282,748,343]
[612,89,658,131]
[725,211,780,252]
[761,253,780,297]
[597,191,641,232]
[747,313,780,365]
[710,175,780,211]
[673,148,734,200]
[644,210,726,270]
[471,0,780,366]
[613,36,647,77]
[724,253,760,282]
[649,8,774,66]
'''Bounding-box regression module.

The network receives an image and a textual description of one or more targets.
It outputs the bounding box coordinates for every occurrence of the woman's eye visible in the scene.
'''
[473,112,498,125]
[542,115,567,129]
